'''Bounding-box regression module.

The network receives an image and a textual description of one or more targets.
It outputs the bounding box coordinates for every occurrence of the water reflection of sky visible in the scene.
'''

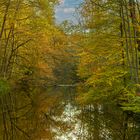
[40,87,139,140]
[52,103,88,140]
[55,0,83,23]
[51,103,113,140]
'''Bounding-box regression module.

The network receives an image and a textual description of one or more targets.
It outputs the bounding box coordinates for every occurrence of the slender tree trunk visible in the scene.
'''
[120,0,133,81]
[0,0,11,47]
[129,0,139,83]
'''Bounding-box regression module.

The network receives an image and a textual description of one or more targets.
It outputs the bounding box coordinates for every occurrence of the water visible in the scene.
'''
[38,87,140,140]
[0,87,139,140]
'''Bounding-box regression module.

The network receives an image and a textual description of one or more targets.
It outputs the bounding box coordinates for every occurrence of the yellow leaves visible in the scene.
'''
[136,43,139,49]
[38,61,53,78]
[79,51,92,64]
[1,0,59,81]
[137,24,140,32]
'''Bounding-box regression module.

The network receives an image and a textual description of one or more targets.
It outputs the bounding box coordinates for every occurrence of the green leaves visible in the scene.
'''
[121,96,140,113]
[0,79,10,96]
[76,0,140,113]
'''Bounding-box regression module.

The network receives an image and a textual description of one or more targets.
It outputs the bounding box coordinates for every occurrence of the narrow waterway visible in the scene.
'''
[37,87,140,140]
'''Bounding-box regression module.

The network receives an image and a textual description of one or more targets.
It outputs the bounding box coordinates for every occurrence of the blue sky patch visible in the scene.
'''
[55,0,83,23]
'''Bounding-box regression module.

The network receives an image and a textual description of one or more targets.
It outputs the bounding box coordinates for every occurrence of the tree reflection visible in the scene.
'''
[0,87,139,140]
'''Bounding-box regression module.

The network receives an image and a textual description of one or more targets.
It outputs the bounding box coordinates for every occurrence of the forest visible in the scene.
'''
[0,0,140,139]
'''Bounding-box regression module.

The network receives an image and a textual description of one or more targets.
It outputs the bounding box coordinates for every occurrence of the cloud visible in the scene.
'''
[58,0,65,5]
[55,7,75,14]
[63,8,75,13]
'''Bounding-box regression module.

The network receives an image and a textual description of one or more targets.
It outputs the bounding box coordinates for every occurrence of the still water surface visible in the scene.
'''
[39,87,140,140]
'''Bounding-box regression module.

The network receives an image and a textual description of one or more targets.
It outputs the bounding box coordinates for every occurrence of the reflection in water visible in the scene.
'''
[52,103,83,140]
[42,87,140,140]
[0,87,139,139]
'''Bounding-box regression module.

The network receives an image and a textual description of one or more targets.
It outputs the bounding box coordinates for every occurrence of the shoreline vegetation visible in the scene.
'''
[0,0,140,139]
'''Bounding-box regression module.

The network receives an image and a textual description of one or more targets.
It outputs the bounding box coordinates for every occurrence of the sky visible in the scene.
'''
[55,0,83,24]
